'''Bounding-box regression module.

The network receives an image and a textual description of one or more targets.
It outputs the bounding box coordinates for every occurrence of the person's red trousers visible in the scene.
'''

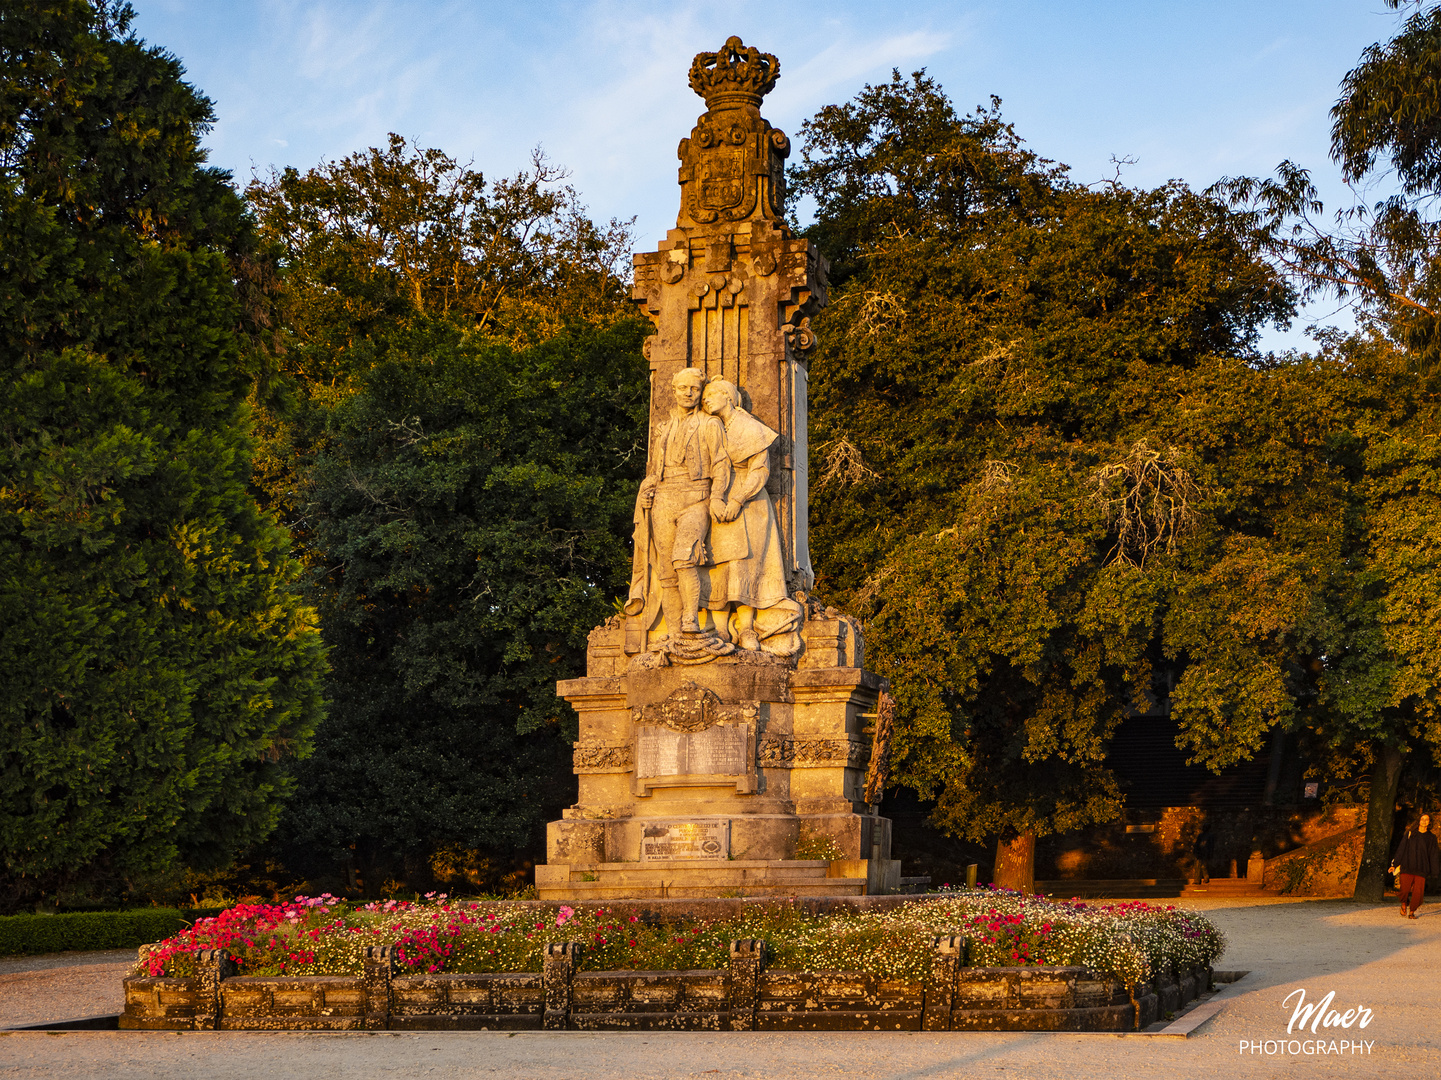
[1399,872,1426,914]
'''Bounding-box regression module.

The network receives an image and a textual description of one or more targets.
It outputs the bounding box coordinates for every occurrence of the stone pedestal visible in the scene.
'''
[536,617,899,899]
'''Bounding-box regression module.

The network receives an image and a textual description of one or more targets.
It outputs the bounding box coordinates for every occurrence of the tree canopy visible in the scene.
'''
[243,134,649,892]
[1205,0,1441,898]
[246,136,635,390]
[0,0,325,910]
[795,71,1338,885]
[277,320,647,889]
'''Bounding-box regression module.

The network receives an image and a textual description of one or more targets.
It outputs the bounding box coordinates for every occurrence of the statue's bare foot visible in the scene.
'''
[738,629,761,651]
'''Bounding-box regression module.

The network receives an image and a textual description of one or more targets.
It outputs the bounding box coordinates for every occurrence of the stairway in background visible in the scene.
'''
[1179,878,1283,898]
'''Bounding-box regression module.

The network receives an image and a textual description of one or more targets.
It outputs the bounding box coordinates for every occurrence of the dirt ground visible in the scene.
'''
[0,896,1435,1079]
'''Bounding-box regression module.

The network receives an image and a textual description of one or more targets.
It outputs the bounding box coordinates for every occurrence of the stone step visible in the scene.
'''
[565,859,832,872]
[1039,877,1285,900]
[1180,880,1282,897]
[553,866,839,884]
[1037,879,1187,899]
[538,878,868,900]
[535,859,873,900]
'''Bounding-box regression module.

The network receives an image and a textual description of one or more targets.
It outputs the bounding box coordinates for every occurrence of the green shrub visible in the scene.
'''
[0,909,225,957]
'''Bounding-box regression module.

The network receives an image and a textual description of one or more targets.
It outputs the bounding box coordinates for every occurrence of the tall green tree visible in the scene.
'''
[795,72,1307,888]
[246,135,635,391]
[0,1,325,910]
[1207,2,1441,372]
[244,135,636,550]
[1309,341,1441,902]
[279,321,647,891]
[1213,0,1441,900]
[246,136,646,889]
[1169,335,1441,903]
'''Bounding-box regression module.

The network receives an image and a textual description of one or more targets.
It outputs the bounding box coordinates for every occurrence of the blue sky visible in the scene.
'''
[131,0,1405,351]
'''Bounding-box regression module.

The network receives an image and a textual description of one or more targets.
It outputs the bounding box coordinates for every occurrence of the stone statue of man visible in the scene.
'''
[626,367,732,645]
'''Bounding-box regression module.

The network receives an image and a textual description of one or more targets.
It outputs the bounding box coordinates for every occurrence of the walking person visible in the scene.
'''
[1390,812,1441,918]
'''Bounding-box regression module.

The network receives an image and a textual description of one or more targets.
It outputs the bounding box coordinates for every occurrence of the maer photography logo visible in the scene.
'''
[1239,988,1376,1057]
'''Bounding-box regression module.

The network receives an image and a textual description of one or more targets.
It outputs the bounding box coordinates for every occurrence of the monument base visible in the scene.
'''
[538,616,899,900]
[534,857,900,900]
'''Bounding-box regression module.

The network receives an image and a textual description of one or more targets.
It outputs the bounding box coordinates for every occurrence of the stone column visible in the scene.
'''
[193,948,235,1031]
[542,942,583,1030]
[362,945,395,1030]
[727,938,765,1030]
[922,935,964,1032]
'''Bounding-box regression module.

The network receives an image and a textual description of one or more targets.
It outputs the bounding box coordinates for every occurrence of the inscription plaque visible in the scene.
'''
[636,723,747,778]
[640,819,730,861]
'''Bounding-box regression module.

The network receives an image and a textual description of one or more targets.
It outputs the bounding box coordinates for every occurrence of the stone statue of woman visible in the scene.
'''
[700,378,803,654]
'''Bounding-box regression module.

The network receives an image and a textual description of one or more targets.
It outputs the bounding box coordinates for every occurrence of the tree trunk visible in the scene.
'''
[1353,743,1405,902]
[994,832,1036,894]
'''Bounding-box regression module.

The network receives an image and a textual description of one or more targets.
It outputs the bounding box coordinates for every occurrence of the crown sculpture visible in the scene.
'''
[689,36,780,106]
[536,38,900,900]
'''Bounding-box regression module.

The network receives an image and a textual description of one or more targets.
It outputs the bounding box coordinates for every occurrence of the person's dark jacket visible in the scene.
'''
[1393,828,1441,878]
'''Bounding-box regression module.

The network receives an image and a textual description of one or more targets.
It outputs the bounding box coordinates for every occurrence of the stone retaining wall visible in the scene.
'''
[120,940,1208,1032]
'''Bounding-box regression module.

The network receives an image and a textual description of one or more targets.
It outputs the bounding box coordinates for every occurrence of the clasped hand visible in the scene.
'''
[710,497,742,522]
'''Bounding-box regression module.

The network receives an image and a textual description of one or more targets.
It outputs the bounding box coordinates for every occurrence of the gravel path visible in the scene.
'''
[0,897,1435,1079]
[0,951,133,1030]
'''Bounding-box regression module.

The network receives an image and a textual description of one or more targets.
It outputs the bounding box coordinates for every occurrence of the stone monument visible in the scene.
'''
[536,37,900,899]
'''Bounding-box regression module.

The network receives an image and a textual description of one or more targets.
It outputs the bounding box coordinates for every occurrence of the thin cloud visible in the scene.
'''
[768,29,954,116]
[1248,35,1293,65]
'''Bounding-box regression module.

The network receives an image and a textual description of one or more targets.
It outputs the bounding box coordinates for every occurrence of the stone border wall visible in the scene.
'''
[121,939,1209,1033]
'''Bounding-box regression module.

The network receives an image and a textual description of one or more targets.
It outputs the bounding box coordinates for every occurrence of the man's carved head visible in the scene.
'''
[672,367,705,411]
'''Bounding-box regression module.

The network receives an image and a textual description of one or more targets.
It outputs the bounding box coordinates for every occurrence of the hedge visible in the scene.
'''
[0,909,226,957]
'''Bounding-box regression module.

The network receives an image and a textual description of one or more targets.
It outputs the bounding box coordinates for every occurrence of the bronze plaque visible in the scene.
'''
[640,819,730,861]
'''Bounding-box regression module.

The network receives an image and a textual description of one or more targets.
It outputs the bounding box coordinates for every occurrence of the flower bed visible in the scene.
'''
[121,891,1223,1033]
[134,889,1224,988]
